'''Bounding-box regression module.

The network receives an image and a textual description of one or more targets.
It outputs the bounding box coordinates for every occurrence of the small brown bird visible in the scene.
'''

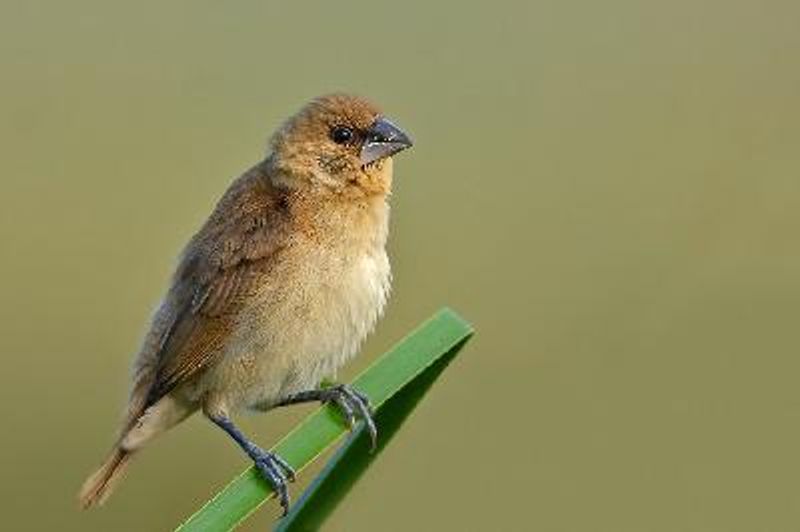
[79,94,412,514]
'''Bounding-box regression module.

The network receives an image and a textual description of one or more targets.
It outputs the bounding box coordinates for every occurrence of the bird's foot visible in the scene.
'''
[248,447,296,515]
[208,414,297,516]
[320,384,377,451]
[278,384,377,450]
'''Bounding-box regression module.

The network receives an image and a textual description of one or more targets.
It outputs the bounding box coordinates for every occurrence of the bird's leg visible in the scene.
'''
[207,414,296,515]
[277,384,377,451]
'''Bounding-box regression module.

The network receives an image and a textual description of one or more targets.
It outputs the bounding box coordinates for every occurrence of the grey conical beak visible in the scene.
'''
[360,117,413,166]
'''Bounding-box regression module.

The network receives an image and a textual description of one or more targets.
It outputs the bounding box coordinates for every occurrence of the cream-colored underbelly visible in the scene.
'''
[197,245,391,412]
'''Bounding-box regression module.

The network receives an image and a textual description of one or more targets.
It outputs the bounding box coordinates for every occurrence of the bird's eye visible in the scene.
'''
[330,125,354,144]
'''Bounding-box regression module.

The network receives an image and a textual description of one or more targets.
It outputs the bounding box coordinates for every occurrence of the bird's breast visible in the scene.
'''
[205,203,392,409]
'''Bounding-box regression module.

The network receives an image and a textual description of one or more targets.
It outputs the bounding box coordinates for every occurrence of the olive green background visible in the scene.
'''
[2,1,799,530]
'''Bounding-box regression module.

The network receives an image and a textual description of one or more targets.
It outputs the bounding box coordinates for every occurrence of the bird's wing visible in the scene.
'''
[145,168,290,405]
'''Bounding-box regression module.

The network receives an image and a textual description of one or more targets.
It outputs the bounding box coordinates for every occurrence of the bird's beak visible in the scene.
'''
[360,117,413,166]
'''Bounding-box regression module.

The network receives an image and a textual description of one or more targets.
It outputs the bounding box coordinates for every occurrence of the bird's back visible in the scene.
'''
[124,164,291,427]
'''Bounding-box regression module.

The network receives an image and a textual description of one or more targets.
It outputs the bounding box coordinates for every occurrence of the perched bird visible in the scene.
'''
[79,94,412,514]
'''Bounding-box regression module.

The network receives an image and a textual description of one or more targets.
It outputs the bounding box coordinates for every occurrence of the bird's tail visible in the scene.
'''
[78,447,134,509]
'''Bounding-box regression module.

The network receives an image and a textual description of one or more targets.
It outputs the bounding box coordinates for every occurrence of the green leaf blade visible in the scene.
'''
[176,308,473,532]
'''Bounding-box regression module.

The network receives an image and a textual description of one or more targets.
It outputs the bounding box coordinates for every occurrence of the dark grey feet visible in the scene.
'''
[279,384,378,451]
[209,415,296,515]
[250,447,295,514]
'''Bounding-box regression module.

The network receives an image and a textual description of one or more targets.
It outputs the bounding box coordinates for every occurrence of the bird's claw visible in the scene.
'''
[323,384,377,451]
[249,448,296,515]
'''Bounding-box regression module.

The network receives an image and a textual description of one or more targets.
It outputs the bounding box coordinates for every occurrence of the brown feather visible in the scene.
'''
[147,166,291,403]
[78,447,133,509]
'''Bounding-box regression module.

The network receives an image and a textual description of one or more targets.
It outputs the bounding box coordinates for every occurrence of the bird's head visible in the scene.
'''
[267,94,412,195]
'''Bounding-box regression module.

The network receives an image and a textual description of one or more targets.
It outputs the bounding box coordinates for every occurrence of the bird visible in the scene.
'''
[78,93,413,514]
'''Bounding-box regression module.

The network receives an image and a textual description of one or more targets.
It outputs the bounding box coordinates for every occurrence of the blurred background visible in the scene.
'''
[1,1,799,530]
